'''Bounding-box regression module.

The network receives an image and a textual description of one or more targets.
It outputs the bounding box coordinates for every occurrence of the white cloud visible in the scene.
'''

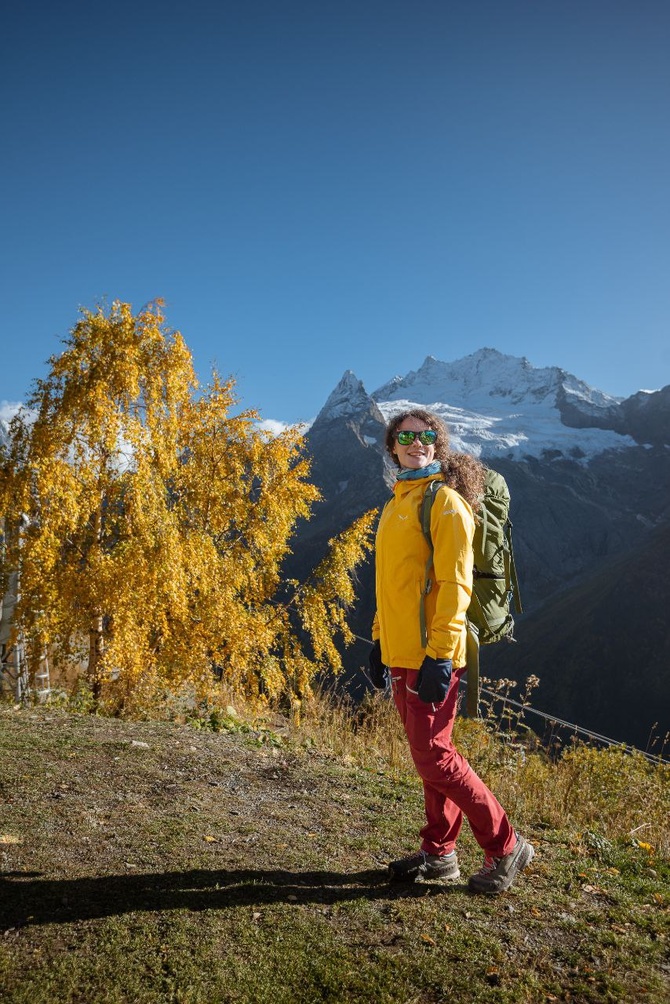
[255,418,313,438]
[255,418,291,438]
[0,401,23,423]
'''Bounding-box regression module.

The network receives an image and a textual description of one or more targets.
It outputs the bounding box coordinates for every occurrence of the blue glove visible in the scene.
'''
[368,640,388,690]
[416,655,452,704]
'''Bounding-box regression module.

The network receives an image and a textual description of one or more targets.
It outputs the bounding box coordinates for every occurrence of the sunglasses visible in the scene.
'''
[395,429,437,446]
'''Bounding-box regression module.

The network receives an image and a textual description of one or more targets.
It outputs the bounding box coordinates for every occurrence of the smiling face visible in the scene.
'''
[393,416,437,470]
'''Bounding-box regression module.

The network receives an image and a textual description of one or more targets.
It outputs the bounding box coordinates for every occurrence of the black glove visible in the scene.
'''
[416,655,453,704]
[368,640,388,690]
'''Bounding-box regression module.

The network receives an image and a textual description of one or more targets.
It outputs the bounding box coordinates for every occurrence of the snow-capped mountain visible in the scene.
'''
[373,347,619,408]
[316,348,638,462]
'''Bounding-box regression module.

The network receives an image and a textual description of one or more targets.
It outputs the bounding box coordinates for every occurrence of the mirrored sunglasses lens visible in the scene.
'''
[396,429,436,445]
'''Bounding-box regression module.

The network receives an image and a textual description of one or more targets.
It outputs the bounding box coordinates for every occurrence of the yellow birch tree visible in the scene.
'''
[0,301,375,710]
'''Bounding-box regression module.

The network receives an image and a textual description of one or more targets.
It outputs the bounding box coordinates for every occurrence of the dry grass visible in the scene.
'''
[154,673,670,860]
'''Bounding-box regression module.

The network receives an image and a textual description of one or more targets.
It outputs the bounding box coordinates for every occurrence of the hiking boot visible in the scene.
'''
[388,849,460,883]
[468,834,535,895]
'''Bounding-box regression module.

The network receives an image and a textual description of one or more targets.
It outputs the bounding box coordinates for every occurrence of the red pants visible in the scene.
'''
[391,666,516,858]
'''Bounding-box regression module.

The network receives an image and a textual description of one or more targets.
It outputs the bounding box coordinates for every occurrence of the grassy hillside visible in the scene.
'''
[0,701,668,1004]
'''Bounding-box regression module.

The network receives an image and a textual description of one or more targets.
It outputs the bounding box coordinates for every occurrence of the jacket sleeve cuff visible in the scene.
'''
[425,643,454,661]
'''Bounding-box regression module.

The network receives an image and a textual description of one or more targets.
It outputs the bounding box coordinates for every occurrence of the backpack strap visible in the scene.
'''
[465,620,480,718]
[419,480,480,718]
[419,480,442,648]
[507,518,523,614]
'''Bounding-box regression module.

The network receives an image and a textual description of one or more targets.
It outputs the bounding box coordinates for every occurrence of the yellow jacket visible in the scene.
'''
[372,475,474,669]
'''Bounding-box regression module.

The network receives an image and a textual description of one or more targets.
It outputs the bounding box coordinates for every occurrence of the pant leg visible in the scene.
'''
[392,666,516,859]
[392,667,463,855]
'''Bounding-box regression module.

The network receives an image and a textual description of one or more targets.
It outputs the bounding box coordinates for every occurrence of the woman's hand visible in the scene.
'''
[416,655,452,703]
[368,640,388,690]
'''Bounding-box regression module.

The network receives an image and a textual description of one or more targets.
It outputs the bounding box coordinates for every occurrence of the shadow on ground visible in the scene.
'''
[1,867,466,928]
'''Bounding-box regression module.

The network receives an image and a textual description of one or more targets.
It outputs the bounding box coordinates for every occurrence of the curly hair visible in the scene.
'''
[384,408,486,511]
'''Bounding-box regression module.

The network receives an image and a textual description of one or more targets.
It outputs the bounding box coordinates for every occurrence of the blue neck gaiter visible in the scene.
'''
[396,461,442,481]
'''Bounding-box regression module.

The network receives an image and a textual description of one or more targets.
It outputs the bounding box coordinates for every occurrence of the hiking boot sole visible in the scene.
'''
[388,855,460,883]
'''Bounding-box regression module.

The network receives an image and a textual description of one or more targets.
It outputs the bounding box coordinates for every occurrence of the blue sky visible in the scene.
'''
[2,0,669,425]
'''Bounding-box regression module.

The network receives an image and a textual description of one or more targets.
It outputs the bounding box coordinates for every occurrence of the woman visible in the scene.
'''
[369,408,534,895]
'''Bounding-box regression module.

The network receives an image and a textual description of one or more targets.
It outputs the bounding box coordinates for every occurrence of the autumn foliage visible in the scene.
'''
[0,301,375,711]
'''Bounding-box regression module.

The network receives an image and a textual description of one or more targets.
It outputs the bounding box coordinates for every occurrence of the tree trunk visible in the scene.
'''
[87,501,105,702]
[88,613,104,702]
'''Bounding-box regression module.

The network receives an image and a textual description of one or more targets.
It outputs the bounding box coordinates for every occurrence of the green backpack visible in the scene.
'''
[419,468,522,717]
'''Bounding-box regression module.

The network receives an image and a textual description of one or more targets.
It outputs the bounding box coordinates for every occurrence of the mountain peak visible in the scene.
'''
[374,349,573,405]
[312,370,377,424]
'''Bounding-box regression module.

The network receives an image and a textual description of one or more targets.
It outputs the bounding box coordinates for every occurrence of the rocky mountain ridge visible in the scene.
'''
[317,348,666,462]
